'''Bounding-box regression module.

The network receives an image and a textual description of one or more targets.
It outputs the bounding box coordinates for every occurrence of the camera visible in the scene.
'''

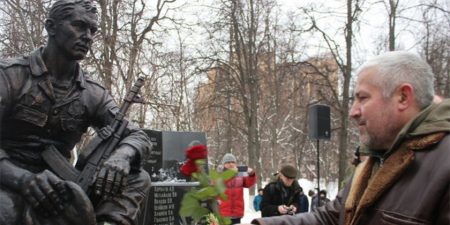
[237,165,248,172]
[286,206,295,215]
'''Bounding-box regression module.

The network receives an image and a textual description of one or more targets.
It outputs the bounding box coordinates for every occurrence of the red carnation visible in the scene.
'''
[180,159,198,177]
[185,144,208,160]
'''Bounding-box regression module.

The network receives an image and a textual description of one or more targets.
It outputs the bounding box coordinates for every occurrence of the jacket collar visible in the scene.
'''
[344,132,446,225]
[28,47,87,89]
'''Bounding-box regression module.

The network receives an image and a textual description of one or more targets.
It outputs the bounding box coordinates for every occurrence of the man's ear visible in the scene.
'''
[396,84,414,111]
[45,18,56,36]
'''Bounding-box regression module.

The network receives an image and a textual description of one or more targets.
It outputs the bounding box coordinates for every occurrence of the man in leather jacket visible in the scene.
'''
[242,51,450,225]
[260,164,301,217]
[0,1,151,225]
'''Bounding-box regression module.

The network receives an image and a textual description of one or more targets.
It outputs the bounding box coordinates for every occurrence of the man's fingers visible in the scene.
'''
[94,177,103,196]
[104,168,116,197]
[23,188,40,209]
[42,171,66,212]
[111,171,122,196]
[35,174,62,215]
[53,180,69,201]
[29,181,55,216]
[47,189,64,212]
[20,170,67,216]
[96,160,131,198]
[42,171,66,211]
[119,173,128,195]
[95,168,107,196]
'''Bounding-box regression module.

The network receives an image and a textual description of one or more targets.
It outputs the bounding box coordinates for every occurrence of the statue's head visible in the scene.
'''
[48,0,97,22]
[45,0,98,60]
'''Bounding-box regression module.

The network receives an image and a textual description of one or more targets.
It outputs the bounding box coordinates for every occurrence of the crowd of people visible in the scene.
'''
[216,152,333,224]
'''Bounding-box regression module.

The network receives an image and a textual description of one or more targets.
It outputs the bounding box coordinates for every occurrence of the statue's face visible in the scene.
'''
[54,6,98,60]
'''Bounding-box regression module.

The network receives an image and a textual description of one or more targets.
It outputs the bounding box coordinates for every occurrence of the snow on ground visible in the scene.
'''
[241,178,339,223]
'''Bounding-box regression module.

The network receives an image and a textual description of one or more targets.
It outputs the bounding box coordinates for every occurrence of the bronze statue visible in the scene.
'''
[0,1,151,225]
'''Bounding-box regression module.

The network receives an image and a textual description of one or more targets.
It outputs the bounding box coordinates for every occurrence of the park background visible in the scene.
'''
[0,0,448,198]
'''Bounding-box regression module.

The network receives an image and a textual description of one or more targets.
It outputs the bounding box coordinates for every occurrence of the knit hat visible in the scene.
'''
[188,140,202,147]
[222,153,237,164]
[280,164,298,179]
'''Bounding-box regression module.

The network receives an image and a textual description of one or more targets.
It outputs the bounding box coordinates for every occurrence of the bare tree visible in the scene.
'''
[419,0,450,97]
[83,0,180,128]
[193,0,284,192]
[298,0,365,187]
[386,0,400,50]
[0,0,49,56]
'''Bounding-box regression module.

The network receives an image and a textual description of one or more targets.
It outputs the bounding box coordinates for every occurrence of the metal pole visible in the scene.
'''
[316,139,321,207]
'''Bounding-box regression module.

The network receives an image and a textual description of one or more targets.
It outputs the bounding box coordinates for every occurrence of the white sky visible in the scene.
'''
[277,0,427,59]
[158,0,444,67]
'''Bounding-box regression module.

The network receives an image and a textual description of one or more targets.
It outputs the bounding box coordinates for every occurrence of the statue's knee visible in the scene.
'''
[0,189,25,225]
[140,170,151,187]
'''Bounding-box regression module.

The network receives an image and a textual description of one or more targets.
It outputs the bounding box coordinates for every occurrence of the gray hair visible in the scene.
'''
[357,51,435,109]
[48,0,97,21]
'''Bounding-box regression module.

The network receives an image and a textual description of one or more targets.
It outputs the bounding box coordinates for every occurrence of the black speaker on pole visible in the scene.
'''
[308,104,331,140]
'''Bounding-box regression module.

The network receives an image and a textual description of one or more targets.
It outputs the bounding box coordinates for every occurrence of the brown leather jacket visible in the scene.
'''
[253,101,450,225]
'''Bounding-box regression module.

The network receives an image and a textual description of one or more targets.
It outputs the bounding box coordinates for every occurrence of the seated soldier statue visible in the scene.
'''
[0,0,151,224]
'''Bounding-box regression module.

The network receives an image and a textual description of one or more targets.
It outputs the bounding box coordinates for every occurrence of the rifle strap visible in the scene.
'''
[76,126,113,168]
[42,145,79,182]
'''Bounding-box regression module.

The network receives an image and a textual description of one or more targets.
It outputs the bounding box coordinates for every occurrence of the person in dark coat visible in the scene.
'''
[260,164,301,217]
[311,190,331,211]
[297,188,309,213]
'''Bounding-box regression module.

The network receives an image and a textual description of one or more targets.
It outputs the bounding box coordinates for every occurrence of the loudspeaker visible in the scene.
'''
[308,104,331,140]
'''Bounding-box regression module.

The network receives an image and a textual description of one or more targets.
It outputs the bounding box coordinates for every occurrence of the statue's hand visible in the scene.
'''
[20,170,68,217]
[94,153,130,198]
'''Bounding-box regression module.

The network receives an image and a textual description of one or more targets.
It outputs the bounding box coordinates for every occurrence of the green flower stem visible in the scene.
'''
[179,159,236,225]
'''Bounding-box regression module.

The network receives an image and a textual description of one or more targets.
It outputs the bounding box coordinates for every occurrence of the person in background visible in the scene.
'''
[309,189,318,210]
[307,189,315,199]
[218,153,256,224]
[297,188,309,213]
[253,188,264,212]
[241,51,450,225]
[260,164,301,217]
[311,190,330,210]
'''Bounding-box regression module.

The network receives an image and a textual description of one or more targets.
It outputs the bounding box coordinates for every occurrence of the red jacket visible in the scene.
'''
[219,173,257,218]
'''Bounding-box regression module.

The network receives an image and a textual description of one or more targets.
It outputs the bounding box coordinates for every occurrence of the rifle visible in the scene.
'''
[42,76,145,194]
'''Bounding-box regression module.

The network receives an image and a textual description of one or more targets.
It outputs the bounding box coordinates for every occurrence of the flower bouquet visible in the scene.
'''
[179,144,236,225]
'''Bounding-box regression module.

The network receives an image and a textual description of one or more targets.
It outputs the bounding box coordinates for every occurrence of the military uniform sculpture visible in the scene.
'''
[0,1,151,225]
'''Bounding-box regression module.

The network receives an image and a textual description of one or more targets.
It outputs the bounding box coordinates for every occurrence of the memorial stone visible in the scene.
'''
[138,130,207,225]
